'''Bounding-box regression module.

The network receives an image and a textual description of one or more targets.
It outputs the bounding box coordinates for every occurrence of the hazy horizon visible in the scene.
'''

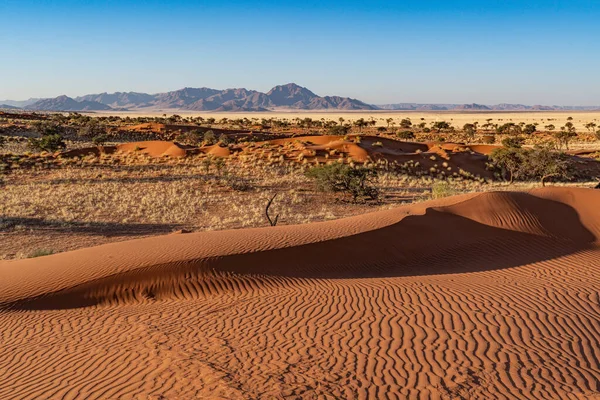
[2,0,599,105]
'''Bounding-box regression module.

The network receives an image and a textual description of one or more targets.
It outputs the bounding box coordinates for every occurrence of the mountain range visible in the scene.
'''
[2,84,599,112]
[377,103,600,111]
[4,84,376,112]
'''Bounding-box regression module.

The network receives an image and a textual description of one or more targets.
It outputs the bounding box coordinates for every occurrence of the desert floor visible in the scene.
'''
[1,187,599,399]
[88,110,600,131]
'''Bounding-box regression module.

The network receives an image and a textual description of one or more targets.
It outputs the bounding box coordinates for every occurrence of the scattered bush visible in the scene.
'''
[553,130,577,150]
[462,123,477,141]
[431,181,457,199]
[218,134,232,145]
[305,163,378,202]
[328,125,350,135]
[489,147,527,183]
[397,131,415,140]
[526,145,572,186]
[481,135,495,144]
[501,137,524,149]
[203,130,217,145]
[489,145,572,185]
[28,249,55,258]
[432,121,451,133]
[523,124,537,135]
[399,118,413,129]
[176,131,202,145]
[92,134,108,146]
[28,134,66,152]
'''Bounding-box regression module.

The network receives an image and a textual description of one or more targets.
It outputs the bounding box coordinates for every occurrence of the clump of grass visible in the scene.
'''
[28,249,55,258]
[431,181,458,199]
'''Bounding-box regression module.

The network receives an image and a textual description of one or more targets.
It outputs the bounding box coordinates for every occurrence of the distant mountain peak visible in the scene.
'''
[28,96,113,111]
[24,84,377,112]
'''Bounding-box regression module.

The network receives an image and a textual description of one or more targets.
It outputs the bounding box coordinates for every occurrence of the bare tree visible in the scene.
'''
[265,194,279,226]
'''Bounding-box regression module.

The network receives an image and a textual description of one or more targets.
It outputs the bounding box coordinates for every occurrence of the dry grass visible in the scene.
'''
[1,152,596,259]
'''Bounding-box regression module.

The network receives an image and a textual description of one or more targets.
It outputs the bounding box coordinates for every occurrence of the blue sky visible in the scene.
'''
[1,0,599,105]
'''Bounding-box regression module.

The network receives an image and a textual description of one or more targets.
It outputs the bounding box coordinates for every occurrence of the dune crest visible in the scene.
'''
[1,187,599,399]
[1,187,597,309]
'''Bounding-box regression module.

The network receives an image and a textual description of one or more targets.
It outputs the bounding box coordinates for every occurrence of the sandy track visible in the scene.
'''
[1,188,599,399]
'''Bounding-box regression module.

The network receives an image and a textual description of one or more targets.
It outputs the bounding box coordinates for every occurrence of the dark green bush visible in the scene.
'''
[305,163,378,202]
[28,134,66,152]
[397,131,415,140]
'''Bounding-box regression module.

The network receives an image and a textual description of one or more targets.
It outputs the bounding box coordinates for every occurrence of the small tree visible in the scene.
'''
[496,122,521,135]
[584,122,597,133]
[489,147,527,183]
[328,125,350,135]
[305,164,378,202]
[397,131,415,140]
[432,121,450,133]
[523,124,536,135]
[553,130,577,150]
[400,118,412,129]
[501,136,524,149]
[353,118,368,132]
[525,146,572,186]
[462,123,477,142]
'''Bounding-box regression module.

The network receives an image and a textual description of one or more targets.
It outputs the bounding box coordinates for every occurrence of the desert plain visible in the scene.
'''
[1,110,600,399]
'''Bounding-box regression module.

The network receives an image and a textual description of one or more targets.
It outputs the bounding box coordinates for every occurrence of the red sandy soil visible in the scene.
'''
[1,187,599,399]
[60,136,600,180]
[123,122,251,135]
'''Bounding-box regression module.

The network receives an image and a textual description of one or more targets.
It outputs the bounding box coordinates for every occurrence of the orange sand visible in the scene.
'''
[1,187,600,398]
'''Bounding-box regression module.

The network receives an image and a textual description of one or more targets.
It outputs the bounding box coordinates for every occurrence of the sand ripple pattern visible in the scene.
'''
[1,187,599,399]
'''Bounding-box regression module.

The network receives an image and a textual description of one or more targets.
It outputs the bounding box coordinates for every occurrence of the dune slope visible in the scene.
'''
[1,187,599,399]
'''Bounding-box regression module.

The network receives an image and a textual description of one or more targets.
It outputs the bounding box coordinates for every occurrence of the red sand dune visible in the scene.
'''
[1,187,600,398]
[116,140,188,157]
[55,137,600,180]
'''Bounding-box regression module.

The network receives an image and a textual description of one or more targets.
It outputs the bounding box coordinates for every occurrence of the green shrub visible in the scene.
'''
[203,130,216,145]
[553,130,577,150]
[397,131,415,140]
[92,134,108,146]
[489,145,572,185]
[28,134,66,152]
[327,125,350,135]
[501,137,524,149]
[489,147,527,183]
[432,121,451,133]
[305,163,378,202]
[218,133,232,145]
[431,181,457,199]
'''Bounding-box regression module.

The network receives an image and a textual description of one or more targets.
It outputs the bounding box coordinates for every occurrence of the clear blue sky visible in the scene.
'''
[1,0,599,105]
